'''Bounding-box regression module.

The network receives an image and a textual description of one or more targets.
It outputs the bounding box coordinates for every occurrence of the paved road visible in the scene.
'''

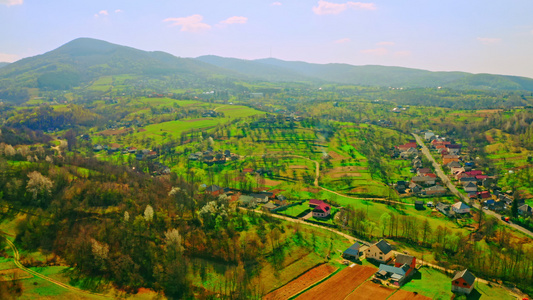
[412,133,533,238]
[3,236,109,299]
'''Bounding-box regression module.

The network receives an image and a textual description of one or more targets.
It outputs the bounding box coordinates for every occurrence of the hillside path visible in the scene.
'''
[3,236,110,299]
[260,154,412,206]
[412,133,533,238]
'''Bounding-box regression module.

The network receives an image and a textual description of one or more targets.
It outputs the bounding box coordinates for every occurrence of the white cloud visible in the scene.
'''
[115,9,123,13]
[335,38,350,44]
[377,41,395,46]
[164,15,212,32]
[94,10,109,18]
[360,47,388,55]
[0,0,23,6]
[0,53,19,62]
[220,16,248,25]
[477,37,501,45]
[272,1,282,5]
[313,0,376,15]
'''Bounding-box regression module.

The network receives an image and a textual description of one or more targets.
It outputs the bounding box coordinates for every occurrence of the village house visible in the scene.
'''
[250,193,269,203]
[411,176,435,186]
[436,202,452,217]
[518,204,533,216]
[415,201,425,210]
[447,161,462,169]
[424,131,435,140]
[409,182,422,195]
[464,182,478,193]
[312,201,331,218]
[446,144,462,155]
[412,157,423,168]
[451,269,476,295]
[342,242,361,260]
[375,254,417,286]
[452,202,470,214]
[443,155,460,165]
[366,239,393,263]
[422,185,447,196]
[395,181,408,193]
[416,168,431,176]
[205,184,223,196]
[262,202,278,212]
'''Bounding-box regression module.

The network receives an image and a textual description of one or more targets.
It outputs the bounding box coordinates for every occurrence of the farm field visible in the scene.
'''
[401,267,515,300]
[296,264,376,300]
[264,264,337,300]
[388,290,432,300]
[345,281,395,300]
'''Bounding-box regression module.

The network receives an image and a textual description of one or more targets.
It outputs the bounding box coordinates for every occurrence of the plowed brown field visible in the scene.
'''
[345,281,395,300]
[263,264,336,300]
[296,264,376,300]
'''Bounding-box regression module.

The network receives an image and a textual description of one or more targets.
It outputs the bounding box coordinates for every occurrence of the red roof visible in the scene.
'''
[425,173,437,178]
[313,202,331,213]
[309,199,324,206]
[476,175,488,180]
[478,191,491,198]
[397,142,417,150]
[466,170,483,176]
[418,168,431,174]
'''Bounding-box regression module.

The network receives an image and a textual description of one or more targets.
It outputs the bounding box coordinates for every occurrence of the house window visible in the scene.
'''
[379,256,382,260]
[455,281,459,284]
[463,283,467,286]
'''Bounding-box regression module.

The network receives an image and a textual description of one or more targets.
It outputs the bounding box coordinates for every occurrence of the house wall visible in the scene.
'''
[451,278,474,294]
[465,186,477,193]
[312,210,330,218]
[366,246,393,262]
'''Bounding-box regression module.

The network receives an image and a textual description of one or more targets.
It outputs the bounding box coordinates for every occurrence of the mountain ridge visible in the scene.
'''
[1,38,533,94]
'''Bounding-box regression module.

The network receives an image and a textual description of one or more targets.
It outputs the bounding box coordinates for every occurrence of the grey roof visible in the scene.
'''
[425,185,446,191]
[374,240,393,254]
[378,263,409,276]
[464,182,477,188]
[452,269,476,285]
[395,254,415,265]
[343,248,359,257]
[447,161,462,168]
[347,242,360,251]
[263,202,277,209]
[519,204,533,213]
[453,202,470,210]
[205,184,221,192]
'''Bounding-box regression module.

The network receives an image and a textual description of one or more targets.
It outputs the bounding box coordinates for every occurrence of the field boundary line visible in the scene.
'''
[288,267,342,300]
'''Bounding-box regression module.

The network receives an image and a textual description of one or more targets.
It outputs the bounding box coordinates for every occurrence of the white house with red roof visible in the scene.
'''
[309,199,331,218]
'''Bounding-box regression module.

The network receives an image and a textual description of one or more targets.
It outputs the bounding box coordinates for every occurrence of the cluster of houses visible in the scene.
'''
[189,149,238,165]
[427,131,527,215]
[341,239,477,295]
[93,144,159,159]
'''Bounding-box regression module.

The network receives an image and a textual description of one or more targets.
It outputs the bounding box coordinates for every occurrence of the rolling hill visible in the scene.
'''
[200,56,533,91]
[0,62,9,68]
[0,38,242,92]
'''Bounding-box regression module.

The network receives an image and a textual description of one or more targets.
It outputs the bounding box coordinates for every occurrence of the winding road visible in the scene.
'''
[412,133,533,238]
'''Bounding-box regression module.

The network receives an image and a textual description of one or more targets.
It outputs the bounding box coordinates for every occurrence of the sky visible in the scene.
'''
[1,0,533,77]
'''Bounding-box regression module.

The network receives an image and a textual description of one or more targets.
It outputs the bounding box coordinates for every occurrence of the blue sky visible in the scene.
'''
[1,0,533,77]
